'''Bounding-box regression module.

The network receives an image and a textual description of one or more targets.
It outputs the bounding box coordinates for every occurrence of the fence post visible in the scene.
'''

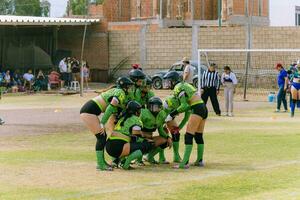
[243,0,253,101]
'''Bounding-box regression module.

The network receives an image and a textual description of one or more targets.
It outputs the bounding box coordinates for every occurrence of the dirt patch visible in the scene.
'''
[0,108,85,136]
[0,91,272,137]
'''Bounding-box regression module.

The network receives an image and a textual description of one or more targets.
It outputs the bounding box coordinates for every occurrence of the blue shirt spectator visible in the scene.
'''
[277,67,287,87]
[275,63,288,112]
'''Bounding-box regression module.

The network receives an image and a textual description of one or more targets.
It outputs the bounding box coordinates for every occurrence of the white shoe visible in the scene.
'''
[228,112,234,117]
[223,112,228,116]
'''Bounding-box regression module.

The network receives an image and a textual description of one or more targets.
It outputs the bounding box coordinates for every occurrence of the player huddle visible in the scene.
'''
[80,67,208,171]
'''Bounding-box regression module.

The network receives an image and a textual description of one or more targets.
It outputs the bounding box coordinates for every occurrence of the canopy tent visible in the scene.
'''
[0,15,99,26]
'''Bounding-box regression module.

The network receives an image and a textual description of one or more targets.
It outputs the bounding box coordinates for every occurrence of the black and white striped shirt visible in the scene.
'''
[201,70,221,90]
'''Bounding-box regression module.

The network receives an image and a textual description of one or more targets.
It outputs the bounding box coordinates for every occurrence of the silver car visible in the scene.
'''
[151,60,208,89]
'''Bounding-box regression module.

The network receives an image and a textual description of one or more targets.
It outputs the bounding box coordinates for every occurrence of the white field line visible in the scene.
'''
[38,160,300,200]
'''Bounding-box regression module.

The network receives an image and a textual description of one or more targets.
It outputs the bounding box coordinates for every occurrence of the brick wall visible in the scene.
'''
[109,26,300,87]
[233,0,245,15]
[102,0,131,22]
[58,24,109,82]
[232,0,268,16]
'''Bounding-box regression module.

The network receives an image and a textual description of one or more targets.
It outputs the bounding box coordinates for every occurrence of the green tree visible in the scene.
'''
[14,0,42,16]
[70,0,88,15]
[0,0,14,15]
[70,0,104,15]
[41,0,50,17]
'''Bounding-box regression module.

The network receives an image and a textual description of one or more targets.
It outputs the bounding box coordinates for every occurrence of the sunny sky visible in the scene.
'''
[48,0,68,17]
[47,0,300,26]
[269,0,300,26]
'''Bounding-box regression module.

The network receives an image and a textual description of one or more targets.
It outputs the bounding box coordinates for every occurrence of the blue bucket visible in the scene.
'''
[268,92,276,103]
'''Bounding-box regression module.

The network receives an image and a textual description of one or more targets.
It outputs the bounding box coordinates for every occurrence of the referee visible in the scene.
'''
[201,63,221,116]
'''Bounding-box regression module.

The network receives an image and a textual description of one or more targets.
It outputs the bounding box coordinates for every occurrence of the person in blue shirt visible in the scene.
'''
[275,63,288,112]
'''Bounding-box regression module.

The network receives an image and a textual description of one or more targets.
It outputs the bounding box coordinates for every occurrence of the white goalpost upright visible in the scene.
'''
[197,48,300,96]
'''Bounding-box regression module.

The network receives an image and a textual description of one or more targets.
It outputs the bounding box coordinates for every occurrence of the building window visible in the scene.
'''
[295,6,300,26]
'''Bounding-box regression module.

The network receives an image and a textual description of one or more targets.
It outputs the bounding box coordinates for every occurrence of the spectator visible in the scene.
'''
[58,58,67,90]
[66,57,73,88]
[48,69,61,89]
[221,66,238,117]
[182,57,194,85]
[34,70,48,91]
[201,63,221,116]
[23,69,34,90]
[275,63,288,112]
[13,69,22,86]
[83,62,90,90]
[4,70,12,88]
[11,80,19,93]
[71,57,80,81]
[0,72,3,86]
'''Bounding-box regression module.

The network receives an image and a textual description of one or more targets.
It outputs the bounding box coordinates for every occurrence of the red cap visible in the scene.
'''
[132,64,139,69]
[276,63,283,68]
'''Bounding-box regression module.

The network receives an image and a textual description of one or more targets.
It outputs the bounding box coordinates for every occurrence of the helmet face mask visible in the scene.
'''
[149,104,162,113]
[147,96,163,114]
[129,69,146,86]
[116,77,134,94]
[126,101,142,116]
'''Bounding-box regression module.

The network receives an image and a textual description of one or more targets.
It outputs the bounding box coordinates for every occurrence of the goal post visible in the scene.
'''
[197,49,300,100]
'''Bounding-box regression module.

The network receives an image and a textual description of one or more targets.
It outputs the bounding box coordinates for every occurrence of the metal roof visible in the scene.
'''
[0,15,100,26]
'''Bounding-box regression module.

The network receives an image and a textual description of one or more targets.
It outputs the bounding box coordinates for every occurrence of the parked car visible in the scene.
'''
[151,60,208,89]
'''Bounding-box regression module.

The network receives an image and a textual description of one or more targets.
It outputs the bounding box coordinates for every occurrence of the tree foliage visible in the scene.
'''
[14,0,42,16]
[0,0,14,15]
[70,0,104,15]
[70,0,87,15]
[0,0,50,16]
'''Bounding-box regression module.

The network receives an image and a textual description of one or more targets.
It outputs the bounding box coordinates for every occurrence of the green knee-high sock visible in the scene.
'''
[136,153,143,163]
[123,150,143,170]
[179,144,193,168]
[147,147,160,163]
[159,148,166,162]
[172,142,181,162]
[196,144,204,163]
[96,150,108,170]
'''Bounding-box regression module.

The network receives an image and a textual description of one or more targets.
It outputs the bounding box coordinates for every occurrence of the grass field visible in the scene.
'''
[0,92,300,200]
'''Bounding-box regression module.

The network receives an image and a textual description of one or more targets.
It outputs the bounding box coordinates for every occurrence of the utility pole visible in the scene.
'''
[160,0,163,19]
[191,0,194,21]
[80,0,89,97]
[218,0,222,27]
[243,0,253,101]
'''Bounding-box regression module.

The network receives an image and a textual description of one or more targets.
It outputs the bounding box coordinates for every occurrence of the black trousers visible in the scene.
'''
[201,87,221,115]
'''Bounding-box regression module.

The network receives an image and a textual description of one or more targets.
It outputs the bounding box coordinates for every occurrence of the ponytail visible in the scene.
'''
[95,85,116,94]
